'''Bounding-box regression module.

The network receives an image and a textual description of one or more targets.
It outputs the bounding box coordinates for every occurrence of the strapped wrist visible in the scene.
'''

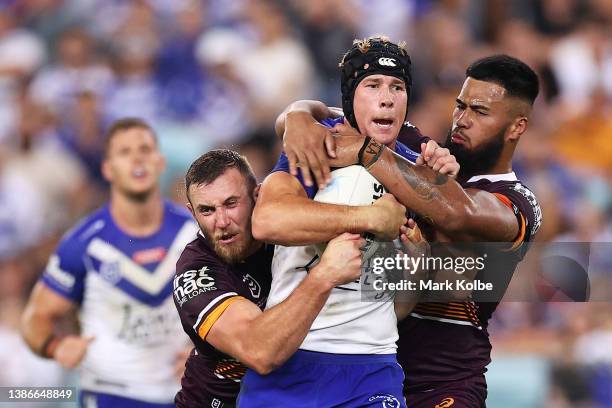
[358,137,385,169]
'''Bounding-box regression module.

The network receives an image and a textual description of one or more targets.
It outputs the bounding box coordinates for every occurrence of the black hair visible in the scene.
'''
[466,54,539,105]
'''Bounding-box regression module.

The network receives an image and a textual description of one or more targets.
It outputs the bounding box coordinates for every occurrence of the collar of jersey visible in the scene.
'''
[467,171,517,183]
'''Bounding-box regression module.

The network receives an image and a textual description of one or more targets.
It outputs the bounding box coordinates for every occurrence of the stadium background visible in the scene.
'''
[0,0,611,406]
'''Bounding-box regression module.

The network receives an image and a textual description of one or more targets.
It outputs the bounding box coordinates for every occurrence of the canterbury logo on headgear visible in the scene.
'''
[378,57,397,67]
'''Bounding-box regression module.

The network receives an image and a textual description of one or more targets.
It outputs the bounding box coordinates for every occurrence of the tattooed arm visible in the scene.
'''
[332,135,518,242]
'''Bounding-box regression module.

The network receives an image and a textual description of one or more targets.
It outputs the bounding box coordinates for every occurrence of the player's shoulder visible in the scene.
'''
[163,200,194,224]
[59,205,112,248]
[463,172,537,200]
[464,172,542,235]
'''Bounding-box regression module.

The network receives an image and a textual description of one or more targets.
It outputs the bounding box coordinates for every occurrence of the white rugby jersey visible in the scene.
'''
[268,134,419,354]
[41,201,198,402]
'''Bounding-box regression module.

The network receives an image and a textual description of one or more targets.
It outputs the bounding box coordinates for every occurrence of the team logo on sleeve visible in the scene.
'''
[511,183,542,235]
[242,274,261,299]
[174,266,217,307]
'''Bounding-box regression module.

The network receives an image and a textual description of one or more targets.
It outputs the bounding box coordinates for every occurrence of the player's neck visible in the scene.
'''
[110,188,164,237]
[486,160,512,175]
[488,150,514,175]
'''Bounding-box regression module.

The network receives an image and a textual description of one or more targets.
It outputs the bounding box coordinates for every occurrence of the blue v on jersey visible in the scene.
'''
[41,201,198,404]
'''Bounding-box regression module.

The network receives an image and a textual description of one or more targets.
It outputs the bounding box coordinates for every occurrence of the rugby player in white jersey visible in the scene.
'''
[275,55,543,408]
[238,37,458,407]
[21,119,198,408]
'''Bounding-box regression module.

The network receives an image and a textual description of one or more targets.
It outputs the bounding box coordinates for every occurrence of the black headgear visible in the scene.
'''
[340,38,412,129]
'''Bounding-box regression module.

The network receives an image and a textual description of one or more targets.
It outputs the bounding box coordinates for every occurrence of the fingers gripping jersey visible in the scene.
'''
[270,125,420,354]
[40,202,198,403]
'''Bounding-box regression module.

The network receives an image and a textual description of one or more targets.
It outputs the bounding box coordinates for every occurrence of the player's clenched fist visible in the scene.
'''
[53,335,94,369]
[314,233,365,287]
[416,140,459,178]
[369,194,407,241]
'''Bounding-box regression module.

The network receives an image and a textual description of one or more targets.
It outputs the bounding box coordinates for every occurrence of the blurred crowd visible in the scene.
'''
[0,0,611,406]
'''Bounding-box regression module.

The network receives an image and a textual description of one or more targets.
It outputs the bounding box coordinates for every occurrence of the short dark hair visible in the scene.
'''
[185,149,257,202]
[104,118,157,156]
[466,54,539,105]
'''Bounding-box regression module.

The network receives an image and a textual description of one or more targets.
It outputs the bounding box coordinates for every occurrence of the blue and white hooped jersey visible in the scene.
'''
[267,117,420,355]
[41,201,198,403]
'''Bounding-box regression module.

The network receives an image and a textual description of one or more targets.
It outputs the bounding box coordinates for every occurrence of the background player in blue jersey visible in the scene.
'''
[21,118,198,408]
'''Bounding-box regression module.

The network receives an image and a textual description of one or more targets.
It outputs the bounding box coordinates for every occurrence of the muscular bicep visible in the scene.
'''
[21,282,78,352]
[24,282,78,321]
[462,188,520,242]
[253,169,368,245]
[205,299,262,361]
[252,171,309,242]
[258,171,308,203]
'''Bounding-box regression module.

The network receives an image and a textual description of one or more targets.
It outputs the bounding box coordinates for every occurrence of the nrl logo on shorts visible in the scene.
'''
[368,393,400,408]
[378,57,397,67]
[243,274,261,299]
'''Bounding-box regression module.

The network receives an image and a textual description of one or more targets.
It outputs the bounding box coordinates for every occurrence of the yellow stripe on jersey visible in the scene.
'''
[493,193,527,252]
[197,296,246,340]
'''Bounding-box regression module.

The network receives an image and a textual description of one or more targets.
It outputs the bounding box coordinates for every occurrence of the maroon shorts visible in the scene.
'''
[404,375,487,407]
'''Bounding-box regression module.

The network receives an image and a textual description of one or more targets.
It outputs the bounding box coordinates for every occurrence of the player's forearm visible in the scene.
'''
[252,196,372,245]
[21,306,56,358]
[244,272,334,373]
[365,145,477,236]
[369,147,518,240]
[275,100,337,138]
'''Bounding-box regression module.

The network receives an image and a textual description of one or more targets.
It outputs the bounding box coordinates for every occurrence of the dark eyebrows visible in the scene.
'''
[224,195,240,205]
[196,204,215,212]
[362,77,381,84]
[456,98,490,111]
[195,195,241,212]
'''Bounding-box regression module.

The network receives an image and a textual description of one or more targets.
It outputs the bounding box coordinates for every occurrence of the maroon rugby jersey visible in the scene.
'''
[173,232,273,407]
[397,172,542,392]
[398,121,430,152]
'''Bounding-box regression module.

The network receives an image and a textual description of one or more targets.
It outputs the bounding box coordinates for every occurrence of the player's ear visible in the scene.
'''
[253,184,261,202]
[186,201,195,217]
[507,117,528,142]
[101,159,112,182]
